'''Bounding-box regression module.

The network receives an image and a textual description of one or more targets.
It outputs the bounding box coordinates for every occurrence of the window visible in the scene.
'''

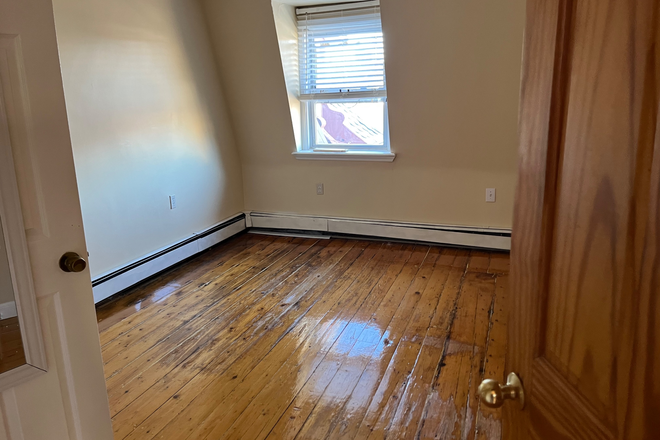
[297,1,390,155]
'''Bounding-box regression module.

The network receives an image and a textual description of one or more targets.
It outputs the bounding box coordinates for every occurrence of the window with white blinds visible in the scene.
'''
[297,1,386,100]
[294,1,390,154]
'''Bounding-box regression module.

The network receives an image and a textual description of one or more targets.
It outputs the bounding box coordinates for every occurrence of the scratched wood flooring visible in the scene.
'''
[96,233,509,440]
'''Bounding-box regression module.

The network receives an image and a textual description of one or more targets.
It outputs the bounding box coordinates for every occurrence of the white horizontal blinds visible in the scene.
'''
[297,2,386,100]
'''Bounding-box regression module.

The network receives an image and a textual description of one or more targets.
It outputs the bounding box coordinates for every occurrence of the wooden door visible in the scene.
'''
[505,0,660,439]
[0,0,113,438]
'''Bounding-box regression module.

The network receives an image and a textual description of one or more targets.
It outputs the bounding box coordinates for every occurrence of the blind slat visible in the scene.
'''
[298,5,386,98]
[303,44,384,53]
[305,50,384,59]
[306,58,385,65]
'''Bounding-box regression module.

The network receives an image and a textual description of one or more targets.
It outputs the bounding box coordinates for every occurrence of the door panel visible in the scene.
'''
[0,0,113,439]
[544,0,649,423]
[509,0,660,439]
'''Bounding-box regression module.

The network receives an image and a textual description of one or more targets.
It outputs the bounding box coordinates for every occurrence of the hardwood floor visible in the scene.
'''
[0,316,26,373]
[96,233,509,440]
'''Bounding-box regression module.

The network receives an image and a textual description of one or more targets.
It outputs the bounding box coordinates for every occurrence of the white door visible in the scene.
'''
[0,0,113,439]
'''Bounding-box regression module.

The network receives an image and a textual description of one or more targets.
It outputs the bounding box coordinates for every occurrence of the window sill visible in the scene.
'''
[292,150,396,162]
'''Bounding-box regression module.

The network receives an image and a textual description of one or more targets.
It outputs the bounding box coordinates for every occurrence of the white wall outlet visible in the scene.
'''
[169,195,177,209]
[486,188,496,203]
[316,183,324,195]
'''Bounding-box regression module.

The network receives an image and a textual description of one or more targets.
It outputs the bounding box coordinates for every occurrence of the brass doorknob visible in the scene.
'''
[59,252,87,273]
[478,372,525,409]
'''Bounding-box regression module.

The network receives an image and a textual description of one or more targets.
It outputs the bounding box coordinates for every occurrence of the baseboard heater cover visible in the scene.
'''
[248,212,511,250]
[93,211,510,305]
[91,213,246,304]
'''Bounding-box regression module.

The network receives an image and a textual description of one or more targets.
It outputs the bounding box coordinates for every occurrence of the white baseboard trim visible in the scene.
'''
[91,213,246,304]
[92,211,509,305]
[248,212,511,251]
[0,301,17,320]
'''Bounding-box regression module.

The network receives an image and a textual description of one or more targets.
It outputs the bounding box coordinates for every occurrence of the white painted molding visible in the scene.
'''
[0,35,48,239]
[248,212,511,250]
[46,292,84,440]
[0,65,48,385]
[91,214,246,303]
[1,388,25,440]
[292,151,396,162]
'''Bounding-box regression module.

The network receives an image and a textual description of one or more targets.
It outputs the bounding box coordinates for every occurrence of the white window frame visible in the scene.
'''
[302,97,390,153]
[294,1,395,161]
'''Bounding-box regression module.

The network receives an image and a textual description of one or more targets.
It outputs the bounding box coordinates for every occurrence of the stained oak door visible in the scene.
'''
[505,0,660,439]
[0,0,113,438]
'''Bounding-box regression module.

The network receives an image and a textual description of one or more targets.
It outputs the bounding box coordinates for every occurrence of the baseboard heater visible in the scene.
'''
[92,213,246,304]
[93,211,510,304]
[248,212,511,250]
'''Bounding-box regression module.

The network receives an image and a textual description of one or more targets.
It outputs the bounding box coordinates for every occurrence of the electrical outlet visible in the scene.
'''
[169,195,177,209]
[316,183,324,195]
[486,188,496,203]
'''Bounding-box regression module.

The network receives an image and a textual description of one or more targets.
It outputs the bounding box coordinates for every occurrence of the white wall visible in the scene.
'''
[202,0,525,229]
[52,0,524,281]
[272,2,301,149]
[52,0,245,278]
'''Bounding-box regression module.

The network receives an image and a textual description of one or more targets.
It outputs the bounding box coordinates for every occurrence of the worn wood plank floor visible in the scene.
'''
[96,233,509,440]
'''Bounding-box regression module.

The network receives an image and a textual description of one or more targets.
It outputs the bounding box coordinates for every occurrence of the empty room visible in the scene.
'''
[0,0,658,439]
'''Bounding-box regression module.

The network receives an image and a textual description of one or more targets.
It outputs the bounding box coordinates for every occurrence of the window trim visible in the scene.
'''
[295,1,394,161]
[292,150,396,162]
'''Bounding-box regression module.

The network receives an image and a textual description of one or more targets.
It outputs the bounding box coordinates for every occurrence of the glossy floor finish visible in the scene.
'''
[96,233,509,440]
